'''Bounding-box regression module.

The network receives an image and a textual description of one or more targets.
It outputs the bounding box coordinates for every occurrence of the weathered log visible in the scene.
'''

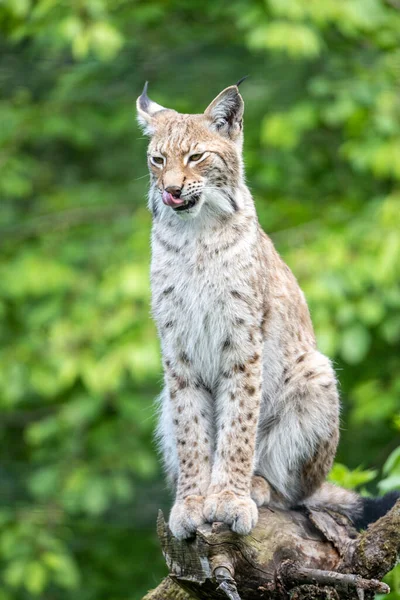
[142,500,400,600]
[142,577,191,600]
[340,496,400,581]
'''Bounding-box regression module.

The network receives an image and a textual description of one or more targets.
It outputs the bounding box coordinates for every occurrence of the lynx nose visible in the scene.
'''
[165,185,182,198]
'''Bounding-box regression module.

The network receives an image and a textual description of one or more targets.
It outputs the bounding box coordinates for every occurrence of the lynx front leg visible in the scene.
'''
[163,363,214,539]
[204,344,262,534]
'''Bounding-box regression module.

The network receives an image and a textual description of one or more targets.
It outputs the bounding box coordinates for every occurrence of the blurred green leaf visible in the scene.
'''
[340,324,371,364]
[328,463,377,489]
[24,562,47,595]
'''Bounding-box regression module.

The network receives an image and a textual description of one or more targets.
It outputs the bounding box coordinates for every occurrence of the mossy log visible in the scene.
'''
[142,499,400,600]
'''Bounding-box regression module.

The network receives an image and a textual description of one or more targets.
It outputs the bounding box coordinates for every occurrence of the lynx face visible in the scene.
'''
[137,84,245,219]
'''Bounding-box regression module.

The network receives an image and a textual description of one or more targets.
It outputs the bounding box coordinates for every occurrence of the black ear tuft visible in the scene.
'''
[136,82,171,134]
[138,81,150,111]
[235,75,249,87]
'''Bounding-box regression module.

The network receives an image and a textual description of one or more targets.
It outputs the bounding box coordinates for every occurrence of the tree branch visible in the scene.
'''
[142,501,400,600]
[340,498,400,581]
[280,562,389,595]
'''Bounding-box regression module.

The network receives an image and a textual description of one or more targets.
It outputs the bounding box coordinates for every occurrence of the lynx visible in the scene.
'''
[137,82,399,540]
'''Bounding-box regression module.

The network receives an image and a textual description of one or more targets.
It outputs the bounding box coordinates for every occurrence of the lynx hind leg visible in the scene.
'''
[251,475,271,507]
[256,351,340,506]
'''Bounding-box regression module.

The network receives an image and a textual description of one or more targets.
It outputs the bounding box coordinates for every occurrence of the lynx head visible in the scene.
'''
[136,83,245,220]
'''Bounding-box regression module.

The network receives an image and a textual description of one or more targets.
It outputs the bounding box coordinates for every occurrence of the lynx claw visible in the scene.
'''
[204,490,258,535]
[169,495,206,540]
[251,475,271,507]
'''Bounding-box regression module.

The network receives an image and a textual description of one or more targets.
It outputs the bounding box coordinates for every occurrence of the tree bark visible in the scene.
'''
[142,500,400,600]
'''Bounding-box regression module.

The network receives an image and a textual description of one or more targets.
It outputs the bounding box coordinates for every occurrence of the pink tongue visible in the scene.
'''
[162,191,185,207]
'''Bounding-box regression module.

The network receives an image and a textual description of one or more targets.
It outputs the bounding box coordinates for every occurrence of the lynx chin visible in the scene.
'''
[136,82,398,540]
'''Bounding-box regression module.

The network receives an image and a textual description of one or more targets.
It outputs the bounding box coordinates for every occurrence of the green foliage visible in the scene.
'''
[328,463,377,491]
[0,0,399,598]
[380,567,400,600]
[379,447,400,493]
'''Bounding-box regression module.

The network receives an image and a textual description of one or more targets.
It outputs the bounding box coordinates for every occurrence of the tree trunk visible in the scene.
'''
[142,500,400,600]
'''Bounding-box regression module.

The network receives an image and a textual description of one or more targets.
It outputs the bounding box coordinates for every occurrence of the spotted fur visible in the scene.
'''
[137,84,356,539]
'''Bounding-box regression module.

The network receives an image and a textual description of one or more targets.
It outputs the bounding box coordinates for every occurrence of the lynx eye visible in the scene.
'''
[151,156,164,166]
[189,153,204,162]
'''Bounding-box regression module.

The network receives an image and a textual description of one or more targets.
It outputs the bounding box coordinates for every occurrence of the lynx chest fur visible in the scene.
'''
[151,209,262,388]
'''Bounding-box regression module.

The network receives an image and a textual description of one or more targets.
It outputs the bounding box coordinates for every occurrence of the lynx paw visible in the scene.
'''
[169,495,205,540]
[204,490,258,535]
[251,475,271,507]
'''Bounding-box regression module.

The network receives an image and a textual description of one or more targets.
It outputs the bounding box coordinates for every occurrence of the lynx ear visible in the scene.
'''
[204,85,244,139]
[136,82,170,135]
